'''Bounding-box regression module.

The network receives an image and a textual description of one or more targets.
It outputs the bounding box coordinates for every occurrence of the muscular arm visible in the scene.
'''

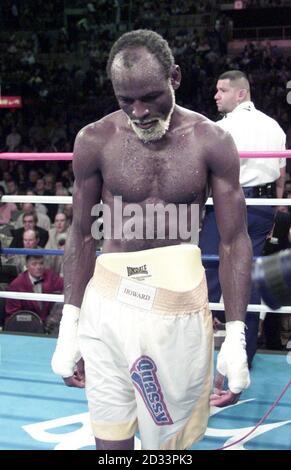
[51,124,104,386]
[208,128,252,322]
[64,126,103,307]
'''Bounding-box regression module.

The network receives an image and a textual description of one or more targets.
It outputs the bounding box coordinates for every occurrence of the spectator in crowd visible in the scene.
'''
[5,254,63,322]
[6,179,19,196]
[45,212,70,276]
[25,189,50,218]
[10,211,49,247]
[14,203,51,231]
[5,228,40,274]
[46,212,70,249]
[0,185,18,224]
[43,173,56,193]
[5,126,22,151]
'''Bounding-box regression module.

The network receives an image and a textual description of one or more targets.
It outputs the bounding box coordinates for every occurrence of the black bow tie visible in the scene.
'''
[34,278,44,285]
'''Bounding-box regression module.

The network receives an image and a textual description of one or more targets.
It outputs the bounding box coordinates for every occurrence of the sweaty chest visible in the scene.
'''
[102,139,207,203]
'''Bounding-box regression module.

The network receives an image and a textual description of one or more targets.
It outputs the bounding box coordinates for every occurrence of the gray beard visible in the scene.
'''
[128,83,176,143]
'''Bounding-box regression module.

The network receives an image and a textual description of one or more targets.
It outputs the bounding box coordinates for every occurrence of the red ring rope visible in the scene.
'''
[0,150,291,161]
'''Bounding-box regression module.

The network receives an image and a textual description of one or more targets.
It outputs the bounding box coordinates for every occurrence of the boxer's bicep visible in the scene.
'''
[208,130,247,246]
[71,124,103,239]
[63,127,103,307]
[72,172,102,239]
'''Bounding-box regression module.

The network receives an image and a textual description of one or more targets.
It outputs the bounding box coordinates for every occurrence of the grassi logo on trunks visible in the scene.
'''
[127,264,148,277]
[131,356,173,426]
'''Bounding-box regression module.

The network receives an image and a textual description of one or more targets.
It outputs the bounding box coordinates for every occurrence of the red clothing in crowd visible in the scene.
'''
[5,269,63,320]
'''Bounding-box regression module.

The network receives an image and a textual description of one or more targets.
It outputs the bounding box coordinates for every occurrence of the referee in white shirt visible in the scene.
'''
[200,70,286,367]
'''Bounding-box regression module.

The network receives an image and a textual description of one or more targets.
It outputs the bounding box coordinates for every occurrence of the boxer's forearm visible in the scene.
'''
[63,227,97,308]
[218,234,252,322]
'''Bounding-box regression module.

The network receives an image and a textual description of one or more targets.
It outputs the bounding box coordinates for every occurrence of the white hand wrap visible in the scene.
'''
[216,321,250,394]
[51,304,81,378]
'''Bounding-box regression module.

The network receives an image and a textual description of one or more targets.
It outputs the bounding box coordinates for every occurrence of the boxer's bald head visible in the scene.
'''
[111,46,166,87]
[107,29,175,80]
[108,31,181,143]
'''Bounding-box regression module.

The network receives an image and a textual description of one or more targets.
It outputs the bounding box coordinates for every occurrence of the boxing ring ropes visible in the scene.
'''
[0,150,291,316]
[1,150,291,451]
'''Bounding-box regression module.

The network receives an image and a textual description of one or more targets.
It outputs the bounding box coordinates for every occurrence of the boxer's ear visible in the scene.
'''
[170,65,181,90]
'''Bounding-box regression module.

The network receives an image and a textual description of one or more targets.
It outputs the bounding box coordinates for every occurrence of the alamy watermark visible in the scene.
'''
[91,196,200,243]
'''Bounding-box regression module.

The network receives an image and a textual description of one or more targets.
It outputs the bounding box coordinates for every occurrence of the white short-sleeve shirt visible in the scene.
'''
[216,101,286,186]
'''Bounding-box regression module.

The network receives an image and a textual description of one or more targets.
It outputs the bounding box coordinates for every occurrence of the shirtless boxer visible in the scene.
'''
[52,30,252,450]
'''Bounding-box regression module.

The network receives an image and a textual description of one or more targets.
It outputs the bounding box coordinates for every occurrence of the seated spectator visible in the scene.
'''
[42,173,58,222]
[0,185,18,224]
[10,211,49,247]
[54,178,71,214]
[26,190,49,217]
[33,178,56,218]
[5,255,64,323]
[47,231,67,277]
[14,203,51,231]
[5,229,40,273]
[46,212,70,249]
[43,173,56,194]
[45,212,70,276]
[6,179,19,196]
[5,126,22,152]
[27,169,39,190]
[0,171,9,193]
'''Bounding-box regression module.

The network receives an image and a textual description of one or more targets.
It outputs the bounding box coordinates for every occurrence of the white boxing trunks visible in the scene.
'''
[78,257,213,450]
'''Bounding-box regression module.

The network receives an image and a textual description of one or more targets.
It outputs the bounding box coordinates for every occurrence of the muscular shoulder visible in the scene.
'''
[177,107,222,139]
[196,116,239,174]
[177,107,210,128]
[194,114,234,152]
[177,108,238,171]
[73,111,122,177]
[193,114,223,138]
[178,108,226,138]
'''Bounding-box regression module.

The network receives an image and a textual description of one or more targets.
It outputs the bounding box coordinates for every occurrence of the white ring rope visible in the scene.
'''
[1,291,63,302]
[2,153,290,337]
[1,291,290,314]
[1,191,290,314]
[2,195,72,205]
[2,195,291,206]
[209,302,291,314]
[207,197,291,206]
